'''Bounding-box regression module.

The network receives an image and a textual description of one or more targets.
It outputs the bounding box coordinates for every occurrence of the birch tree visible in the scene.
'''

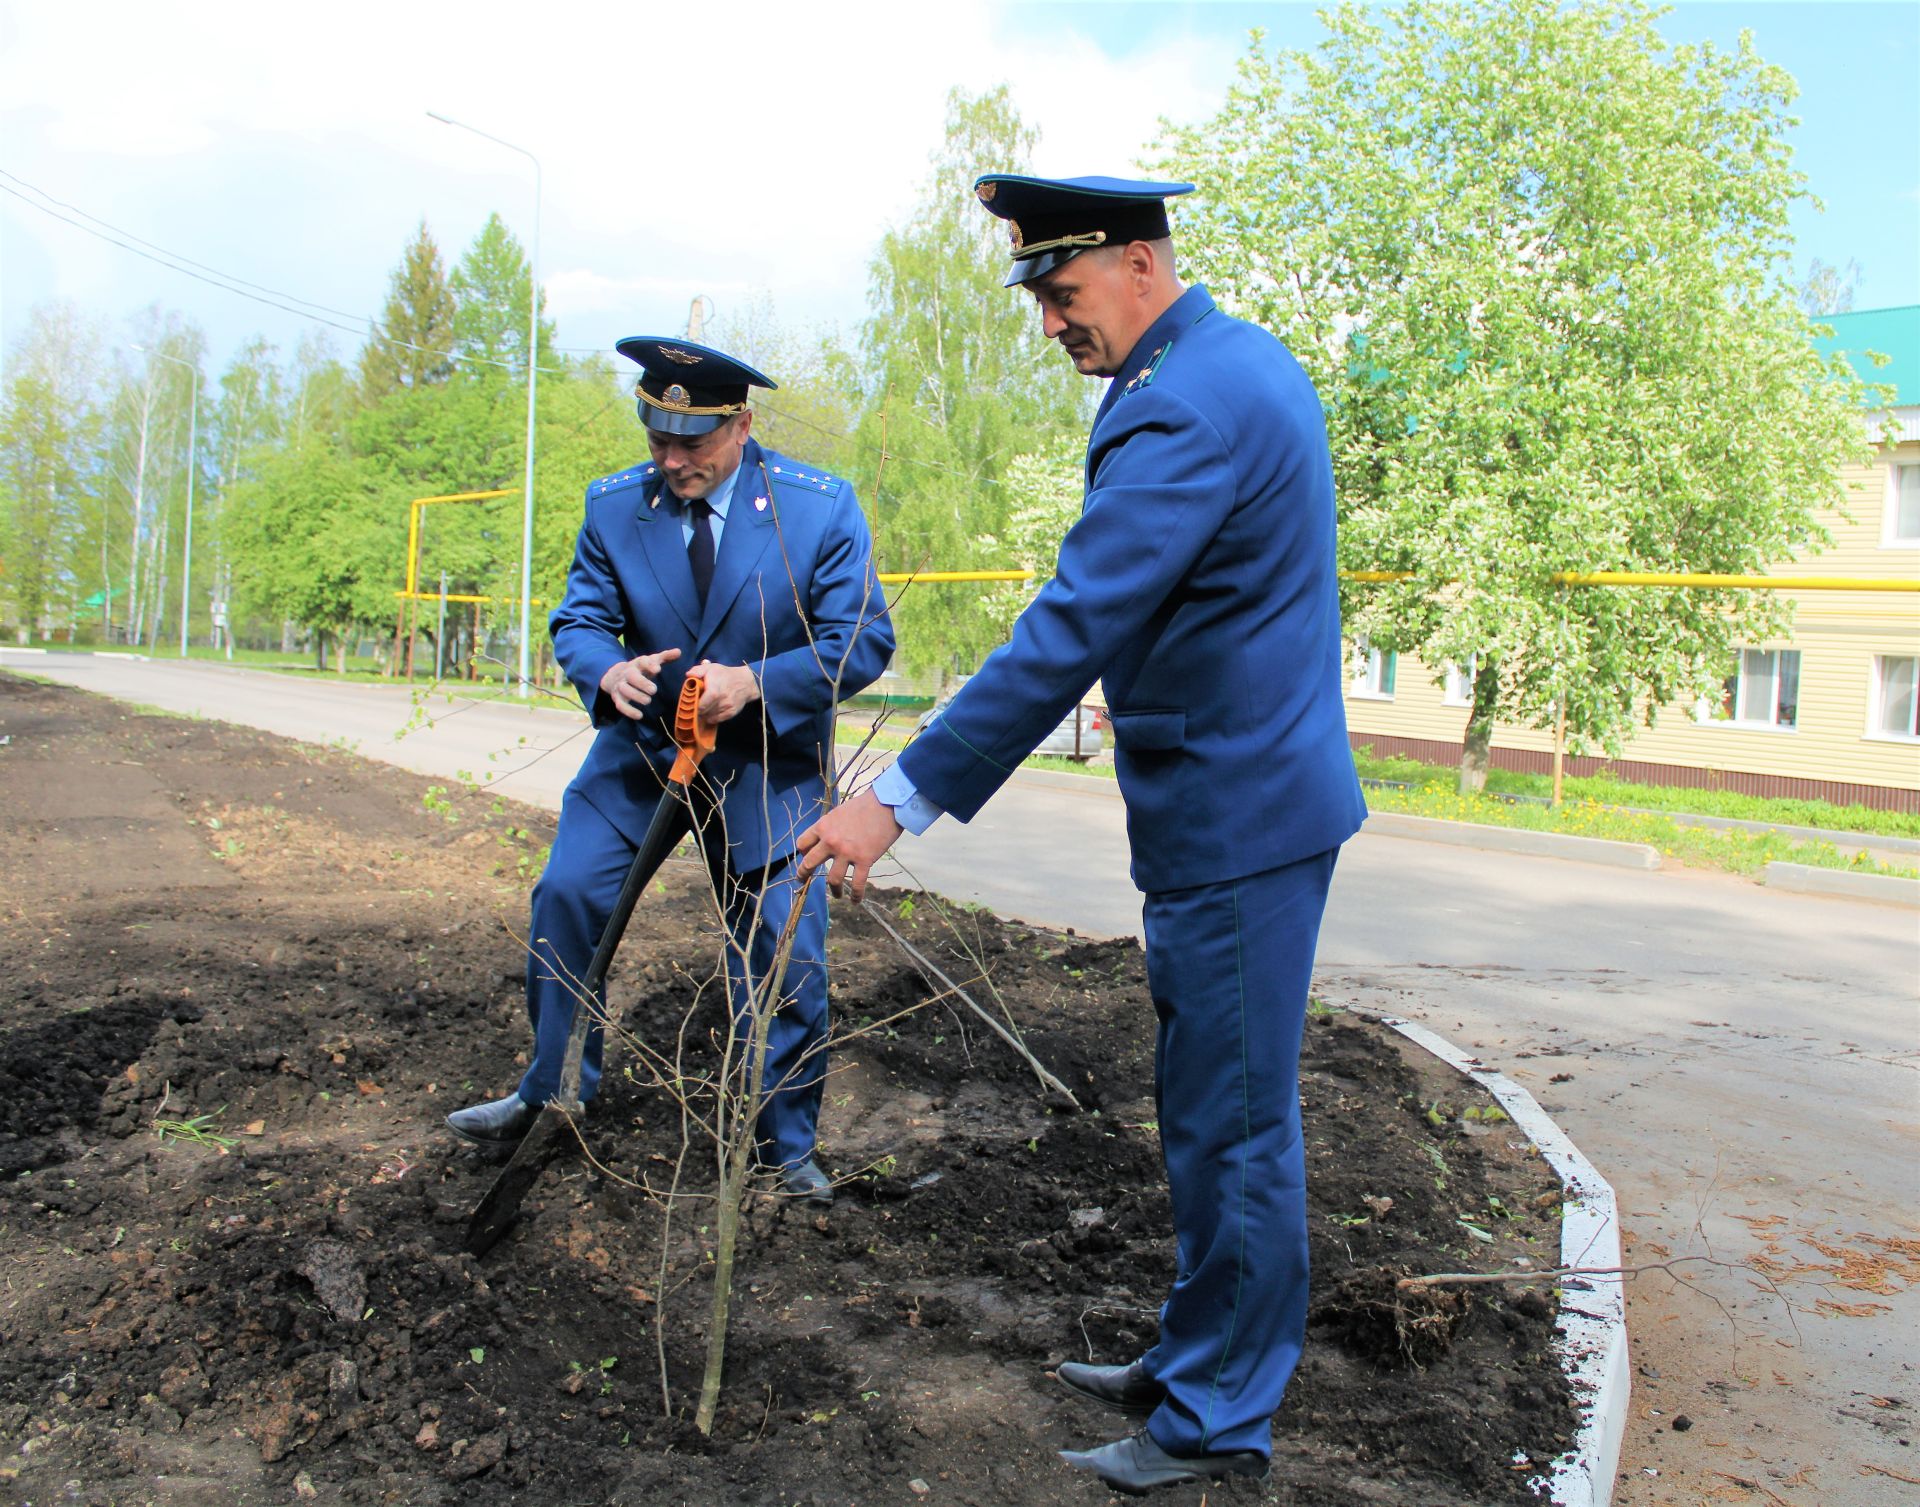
[854,88,1089,676]
[0,304,106,637]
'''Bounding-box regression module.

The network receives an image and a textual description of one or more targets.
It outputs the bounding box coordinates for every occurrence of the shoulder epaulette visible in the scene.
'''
[588,462,658,498]
[767,462,846,498]
[1120,339,1174,398]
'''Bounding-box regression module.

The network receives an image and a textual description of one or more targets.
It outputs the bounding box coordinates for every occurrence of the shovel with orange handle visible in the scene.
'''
[465,672,718,1257]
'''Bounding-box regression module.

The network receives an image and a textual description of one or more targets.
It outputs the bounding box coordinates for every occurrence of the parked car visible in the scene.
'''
[913,678,1106,762]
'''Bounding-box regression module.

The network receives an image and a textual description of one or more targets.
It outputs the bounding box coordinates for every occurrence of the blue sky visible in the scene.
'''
[1005,1,1918,308]
[1,1,1914,377]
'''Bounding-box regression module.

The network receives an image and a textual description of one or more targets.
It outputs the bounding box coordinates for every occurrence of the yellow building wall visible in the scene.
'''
[1343,439,1920,799]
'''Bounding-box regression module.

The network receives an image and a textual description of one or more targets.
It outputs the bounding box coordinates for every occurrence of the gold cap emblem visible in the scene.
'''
[662,384,691,410]
[976,182,997,204]
[658,347,701,365]
[1008,219,1023,251]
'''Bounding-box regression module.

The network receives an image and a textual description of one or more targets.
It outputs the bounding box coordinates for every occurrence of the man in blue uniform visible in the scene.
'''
[448,339,894,1208]
[797,177,1366,1490]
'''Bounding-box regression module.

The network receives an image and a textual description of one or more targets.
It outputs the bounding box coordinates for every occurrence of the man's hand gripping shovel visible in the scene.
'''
[464,673,717,1257]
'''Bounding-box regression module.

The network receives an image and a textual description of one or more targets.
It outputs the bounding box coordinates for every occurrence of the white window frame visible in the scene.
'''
[1883,461,1920,548]
[1443,655,1478,708]
[1349,638,1397,701]
[1867,654,1920,742]
[1704,646,1801,732]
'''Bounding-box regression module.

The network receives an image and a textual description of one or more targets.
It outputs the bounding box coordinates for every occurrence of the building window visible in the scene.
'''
[1711,647,1800,729]
[1350,639,1396,700]
[1872,655,1920,740]
[1443,655,1478,707]
[1886,464,1920,547]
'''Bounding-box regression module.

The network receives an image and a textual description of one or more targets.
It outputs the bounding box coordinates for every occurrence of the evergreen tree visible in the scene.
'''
[356,212,561,613]
[360,221,458,398]
[451,212,555,380]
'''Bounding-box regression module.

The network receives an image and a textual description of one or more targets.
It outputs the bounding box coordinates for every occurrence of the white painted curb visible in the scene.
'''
[1376,1015,1628,1507]
[0,648,147,661]
[1763,861,1920,908]
[1364,811,1661,870]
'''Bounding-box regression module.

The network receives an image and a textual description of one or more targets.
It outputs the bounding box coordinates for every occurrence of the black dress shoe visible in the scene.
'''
[445,1092,539,1153]
[1058,1433,1269,1496]
[774,1155,834,1208]
[1053,1360,1165,1415]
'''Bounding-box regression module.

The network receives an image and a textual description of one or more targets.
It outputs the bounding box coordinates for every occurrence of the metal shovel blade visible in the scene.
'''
[461,1099,579,1257]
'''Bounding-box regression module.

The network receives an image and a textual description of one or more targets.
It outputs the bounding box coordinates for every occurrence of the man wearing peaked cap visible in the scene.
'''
[799,176,1367,1489]
[447,337,894,1209]
[621,336,766,436]
[975,173,1191,288]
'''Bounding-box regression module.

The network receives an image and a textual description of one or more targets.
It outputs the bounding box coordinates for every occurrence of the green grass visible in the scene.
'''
[21,638,396,677]
[1353,746,1920,841]
[13,638,581,698]
[1362,782,1918,880]
[846,728,1914,848]
[847,726,1912,879]
[151,1106,239,1151]
[159,643,517,688]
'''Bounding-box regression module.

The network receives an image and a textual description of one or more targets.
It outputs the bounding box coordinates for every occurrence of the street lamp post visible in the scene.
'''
[427,109,541,699]
[134,345,199,658]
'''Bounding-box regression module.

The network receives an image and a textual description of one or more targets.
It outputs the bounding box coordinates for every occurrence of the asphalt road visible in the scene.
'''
[8,650,1918,1504]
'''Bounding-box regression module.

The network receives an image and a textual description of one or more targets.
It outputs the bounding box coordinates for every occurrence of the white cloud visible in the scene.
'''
[0,1,1242,365]
[544,267,756,319]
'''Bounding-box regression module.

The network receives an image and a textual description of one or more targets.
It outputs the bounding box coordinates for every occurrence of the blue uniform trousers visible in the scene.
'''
[1137,847,1338,1461]
[519,791,830,1169]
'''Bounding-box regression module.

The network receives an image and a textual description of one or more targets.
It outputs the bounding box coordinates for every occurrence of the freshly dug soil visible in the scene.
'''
[0,672,1574,1506]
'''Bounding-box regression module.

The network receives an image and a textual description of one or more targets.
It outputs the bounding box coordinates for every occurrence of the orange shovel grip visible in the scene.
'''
[668,672,718,786]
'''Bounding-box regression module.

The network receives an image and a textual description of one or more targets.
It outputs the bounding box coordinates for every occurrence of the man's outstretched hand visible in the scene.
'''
[600,648,682,719]
[796,787,903,903]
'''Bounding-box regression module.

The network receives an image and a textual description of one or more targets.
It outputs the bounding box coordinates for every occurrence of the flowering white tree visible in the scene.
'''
[1158,0,1885,789]
[982,440,1082,638]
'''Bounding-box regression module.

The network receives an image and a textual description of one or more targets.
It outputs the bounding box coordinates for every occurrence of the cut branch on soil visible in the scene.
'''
[861,898,1081,1111]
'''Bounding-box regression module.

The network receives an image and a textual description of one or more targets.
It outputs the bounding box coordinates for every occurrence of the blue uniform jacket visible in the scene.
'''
[552,438,894,873]
[899,285,1366,894]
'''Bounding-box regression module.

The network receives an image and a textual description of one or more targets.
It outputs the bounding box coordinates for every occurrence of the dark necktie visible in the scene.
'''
[687,498,715,608]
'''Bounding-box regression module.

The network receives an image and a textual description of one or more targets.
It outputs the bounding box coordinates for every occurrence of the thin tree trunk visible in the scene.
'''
[125,379,156,643]
[694,894,808,1437]
[145,514,170,653]
[1457,658,1501,794]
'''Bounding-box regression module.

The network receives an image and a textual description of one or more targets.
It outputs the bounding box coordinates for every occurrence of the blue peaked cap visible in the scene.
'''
[614,336,778,437]
[973,175,1196,287]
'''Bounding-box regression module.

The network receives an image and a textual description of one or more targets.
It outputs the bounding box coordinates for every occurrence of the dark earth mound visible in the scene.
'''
[0,671,1574,1505]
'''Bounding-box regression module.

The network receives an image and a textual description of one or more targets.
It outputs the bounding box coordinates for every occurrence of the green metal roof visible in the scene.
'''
[1812,304,1919,407]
